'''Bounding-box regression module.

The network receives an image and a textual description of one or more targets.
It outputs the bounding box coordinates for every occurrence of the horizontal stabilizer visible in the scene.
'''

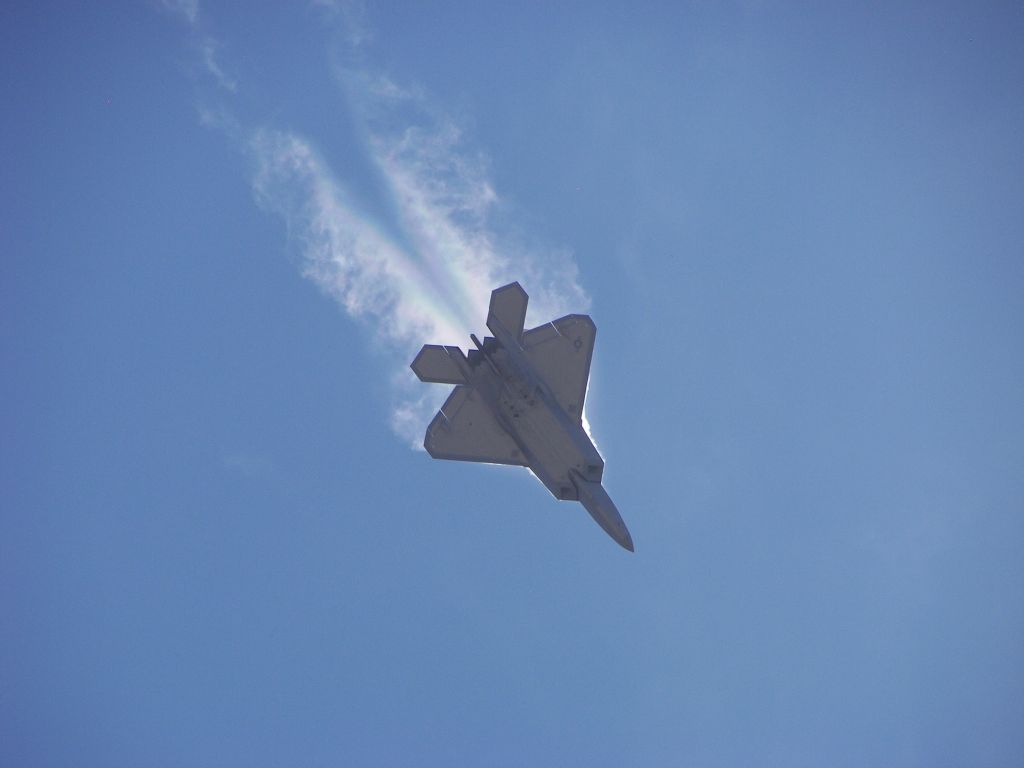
[411,345,468,385]
[486,282,529,341]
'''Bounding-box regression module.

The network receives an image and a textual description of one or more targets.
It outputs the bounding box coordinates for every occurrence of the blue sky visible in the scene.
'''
[3,2,1023,766]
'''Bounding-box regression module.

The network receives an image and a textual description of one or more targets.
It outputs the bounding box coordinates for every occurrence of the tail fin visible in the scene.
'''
[486,282,529,341]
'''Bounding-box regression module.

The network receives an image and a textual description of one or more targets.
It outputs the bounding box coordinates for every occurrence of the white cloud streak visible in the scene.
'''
[310,0,372,47]
[351,73,588,327]
[159,0,198,25]
[201,39,236,92]
[244,80,588,445]
[248,128,468,347]
[180,15,588,448]
[159,0,236,92]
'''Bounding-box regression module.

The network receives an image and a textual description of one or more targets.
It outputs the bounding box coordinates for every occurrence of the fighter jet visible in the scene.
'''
[411,282,634,551]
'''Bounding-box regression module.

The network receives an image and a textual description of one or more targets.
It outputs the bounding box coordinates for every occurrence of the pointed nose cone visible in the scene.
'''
[620,528,635,553]
[570,470,635,552]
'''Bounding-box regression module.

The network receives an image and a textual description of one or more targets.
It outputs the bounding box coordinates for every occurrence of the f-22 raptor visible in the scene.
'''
[411,282,633,551]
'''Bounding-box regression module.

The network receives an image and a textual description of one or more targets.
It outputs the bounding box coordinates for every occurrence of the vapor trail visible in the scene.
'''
[167,2,588,446]
[245,76,587,446]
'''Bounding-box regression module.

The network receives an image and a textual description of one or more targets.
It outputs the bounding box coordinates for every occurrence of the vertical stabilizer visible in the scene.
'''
[486,282,529,342]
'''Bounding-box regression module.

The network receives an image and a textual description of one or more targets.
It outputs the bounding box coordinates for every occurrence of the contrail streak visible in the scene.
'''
[169,2,590,447]
[245,75,588,446]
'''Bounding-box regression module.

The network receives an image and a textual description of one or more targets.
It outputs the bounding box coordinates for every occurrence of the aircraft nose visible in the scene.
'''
[618,527,635,553]
[570,470,635,553]
[601,508,635,553]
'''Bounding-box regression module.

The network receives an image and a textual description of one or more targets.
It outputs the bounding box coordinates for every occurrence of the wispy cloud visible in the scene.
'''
[201,39,236,92]
[159,0,198,26]
[159,0,236,92]
[345,72,588,329]
[172,11,589,448]
[244,79,587,445]
[247,127,469,347]
[310,0,372,47]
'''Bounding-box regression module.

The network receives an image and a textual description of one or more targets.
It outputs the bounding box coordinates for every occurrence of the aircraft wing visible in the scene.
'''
[424,386,527,466]
[521,314,596,423]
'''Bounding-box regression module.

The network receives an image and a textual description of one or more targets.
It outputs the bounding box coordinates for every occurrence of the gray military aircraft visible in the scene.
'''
[411,282,634,551]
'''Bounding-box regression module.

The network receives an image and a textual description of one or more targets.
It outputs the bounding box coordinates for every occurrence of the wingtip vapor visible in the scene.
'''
[411,282,634,552]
